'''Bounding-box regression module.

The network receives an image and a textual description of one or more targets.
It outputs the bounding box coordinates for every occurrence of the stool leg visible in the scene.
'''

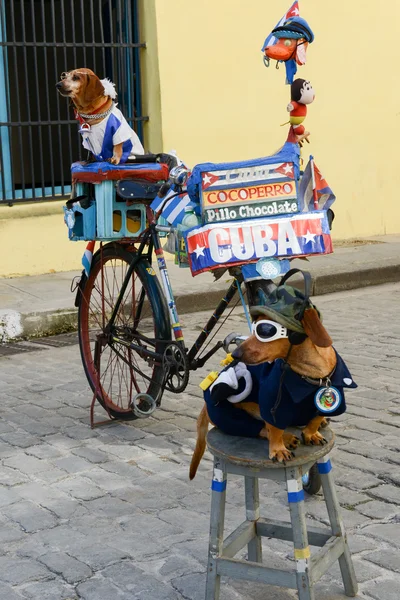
[205,458,227,600]
[245,476,262,563]
[317,455,358,597]
[286,467,314,600]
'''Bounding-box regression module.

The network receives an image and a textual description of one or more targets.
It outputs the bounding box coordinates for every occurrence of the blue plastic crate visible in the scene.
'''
[94,180,147,240]
[63,200,96,241]
[72,181,147,241]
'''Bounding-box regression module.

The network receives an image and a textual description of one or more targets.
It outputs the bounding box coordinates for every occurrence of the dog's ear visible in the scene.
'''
[83,73,104,105]
[301,308,332,348]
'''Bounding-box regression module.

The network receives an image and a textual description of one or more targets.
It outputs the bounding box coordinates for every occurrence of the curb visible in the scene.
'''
[312,264,400,296]
[2,265,400,341]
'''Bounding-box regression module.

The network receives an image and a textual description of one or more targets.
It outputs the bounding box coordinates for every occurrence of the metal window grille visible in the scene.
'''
[0,0,147,204]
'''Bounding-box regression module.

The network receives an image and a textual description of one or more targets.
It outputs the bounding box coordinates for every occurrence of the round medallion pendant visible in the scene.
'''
[314,386,342,414]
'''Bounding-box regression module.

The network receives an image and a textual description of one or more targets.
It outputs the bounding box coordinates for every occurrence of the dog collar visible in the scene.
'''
[76,102,114,122]
[301,365,336,387]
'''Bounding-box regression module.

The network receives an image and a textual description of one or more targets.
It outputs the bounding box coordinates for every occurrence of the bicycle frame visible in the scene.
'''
[104,204,241,372]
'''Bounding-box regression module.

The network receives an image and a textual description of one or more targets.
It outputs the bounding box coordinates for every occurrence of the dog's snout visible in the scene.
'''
[231,346,243,360]
[56,82,63,89]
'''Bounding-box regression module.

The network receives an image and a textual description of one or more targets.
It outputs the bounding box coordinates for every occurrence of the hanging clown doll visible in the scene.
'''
[262,2,314,84]
[286,78,315,145]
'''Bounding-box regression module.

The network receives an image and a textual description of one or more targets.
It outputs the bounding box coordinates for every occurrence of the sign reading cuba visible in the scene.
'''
[185,212,332,276]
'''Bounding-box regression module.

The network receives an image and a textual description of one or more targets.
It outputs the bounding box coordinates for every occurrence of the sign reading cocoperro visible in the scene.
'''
[200,161,299,223]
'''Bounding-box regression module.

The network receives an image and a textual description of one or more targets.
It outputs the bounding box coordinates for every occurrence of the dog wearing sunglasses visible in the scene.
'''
[190,303,356,479]
[56,68,144,164]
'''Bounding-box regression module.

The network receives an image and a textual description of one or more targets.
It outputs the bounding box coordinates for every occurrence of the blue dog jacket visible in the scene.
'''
[205,350,357,436]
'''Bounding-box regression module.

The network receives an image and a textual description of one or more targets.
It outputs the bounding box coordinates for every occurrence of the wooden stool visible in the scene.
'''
[205,427,358,600]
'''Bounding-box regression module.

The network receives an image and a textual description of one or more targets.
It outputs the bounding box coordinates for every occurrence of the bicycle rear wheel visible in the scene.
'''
[78,242,171,420]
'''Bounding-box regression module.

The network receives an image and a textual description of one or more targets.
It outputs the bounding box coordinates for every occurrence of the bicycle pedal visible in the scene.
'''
[223,333,248,353]
[131,393,157,418]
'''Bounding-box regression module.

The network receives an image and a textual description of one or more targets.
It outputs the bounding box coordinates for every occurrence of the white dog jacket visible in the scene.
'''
[80,105,144,163]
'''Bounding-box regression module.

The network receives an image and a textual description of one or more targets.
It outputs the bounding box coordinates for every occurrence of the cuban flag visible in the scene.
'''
[273,162,295,179]
[151,188,195,226]
[82,241,95,277]
[299,157,336,212]
[262,2,300,51]
[162,193,195,226]
[150,186,177,213]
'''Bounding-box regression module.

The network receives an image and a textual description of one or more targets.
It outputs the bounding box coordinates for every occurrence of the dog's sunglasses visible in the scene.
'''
[252,319,288,343]
[60,71,95,79]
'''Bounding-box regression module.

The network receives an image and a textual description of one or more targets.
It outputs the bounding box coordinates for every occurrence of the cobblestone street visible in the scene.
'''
[0,282,399,599]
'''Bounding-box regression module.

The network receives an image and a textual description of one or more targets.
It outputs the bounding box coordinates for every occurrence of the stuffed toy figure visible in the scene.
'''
[263,15,314,84]
[286,78,315,144]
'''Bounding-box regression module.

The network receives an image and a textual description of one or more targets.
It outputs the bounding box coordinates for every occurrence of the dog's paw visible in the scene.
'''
[283,432,301,450]
[319,417,330,429]
[269,445,294,464]
[302,431,327,446]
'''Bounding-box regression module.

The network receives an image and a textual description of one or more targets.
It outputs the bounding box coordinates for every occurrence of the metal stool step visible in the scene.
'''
[205,426,358,600]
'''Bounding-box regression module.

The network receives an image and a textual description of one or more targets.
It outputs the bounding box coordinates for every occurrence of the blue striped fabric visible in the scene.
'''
[161,193,194,226]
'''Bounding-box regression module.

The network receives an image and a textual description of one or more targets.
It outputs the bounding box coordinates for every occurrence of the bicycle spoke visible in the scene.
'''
[79,245,166,416]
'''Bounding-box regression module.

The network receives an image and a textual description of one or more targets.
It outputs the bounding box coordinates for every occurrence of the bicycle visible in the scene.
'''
[75,176,274,422]
[68,152,330,496]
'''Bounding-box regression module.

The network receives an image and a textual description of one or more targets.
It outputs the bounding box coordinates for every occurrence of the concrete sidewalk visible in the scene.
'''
[1,234,399,341]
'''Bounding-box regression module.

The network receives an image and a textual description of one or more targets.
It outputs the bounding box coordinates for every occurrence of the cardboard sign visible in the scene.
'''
[204,198,299,223]
[200,162,298,224]
[185,211,332,276]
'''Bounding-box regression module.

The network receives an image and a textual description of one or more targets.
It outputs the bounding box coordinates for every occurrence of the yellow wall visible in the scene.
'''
[0,202,84,277]
[1,1,397,278]
[138,0,163,153]
[145,0,400,239]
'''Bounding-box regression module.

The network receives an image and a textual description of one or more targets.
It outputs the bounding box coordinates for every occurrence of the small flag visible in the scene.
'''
[162,193,194,226]
[150,186,178,214]
[82,241,95,277]
[299,157,336,212]
[262,2,300,52]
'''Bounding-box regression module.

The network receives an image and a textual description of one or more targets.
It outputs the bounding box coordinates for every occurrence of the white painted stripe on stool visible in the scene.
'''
[317,454,331,464]
[296,558,310,573]
[213,467,224,482]
[287,479,302,493]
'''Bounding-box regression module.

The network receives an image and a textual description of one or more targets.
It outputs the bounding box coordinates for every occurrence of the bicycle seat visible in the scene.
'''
[71,160,170,183]
[116,179,164,200]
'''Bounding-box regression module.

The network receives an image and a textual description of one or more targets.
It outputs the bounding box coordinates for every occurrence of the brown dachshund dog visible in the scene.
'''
[56,68,143,164]
[189,308,334,479]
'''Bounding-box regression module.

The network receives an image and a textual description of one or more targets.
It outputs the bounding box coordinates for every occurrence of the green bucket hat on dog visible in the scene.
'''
[249,269,321,334]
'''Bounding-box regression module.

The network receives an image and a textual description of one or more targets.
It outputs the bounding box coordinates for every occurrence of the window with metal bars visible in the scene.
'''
[0,0,147,203]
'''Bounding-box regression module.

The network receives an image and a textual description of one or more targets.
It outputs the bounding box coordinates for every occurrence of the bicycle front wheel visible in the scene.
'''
[78,242,171,420]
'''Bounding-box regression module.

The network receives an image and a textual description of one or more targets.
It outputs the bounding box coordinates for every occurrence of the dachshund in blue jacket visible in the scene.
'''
[189,306,356,479]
